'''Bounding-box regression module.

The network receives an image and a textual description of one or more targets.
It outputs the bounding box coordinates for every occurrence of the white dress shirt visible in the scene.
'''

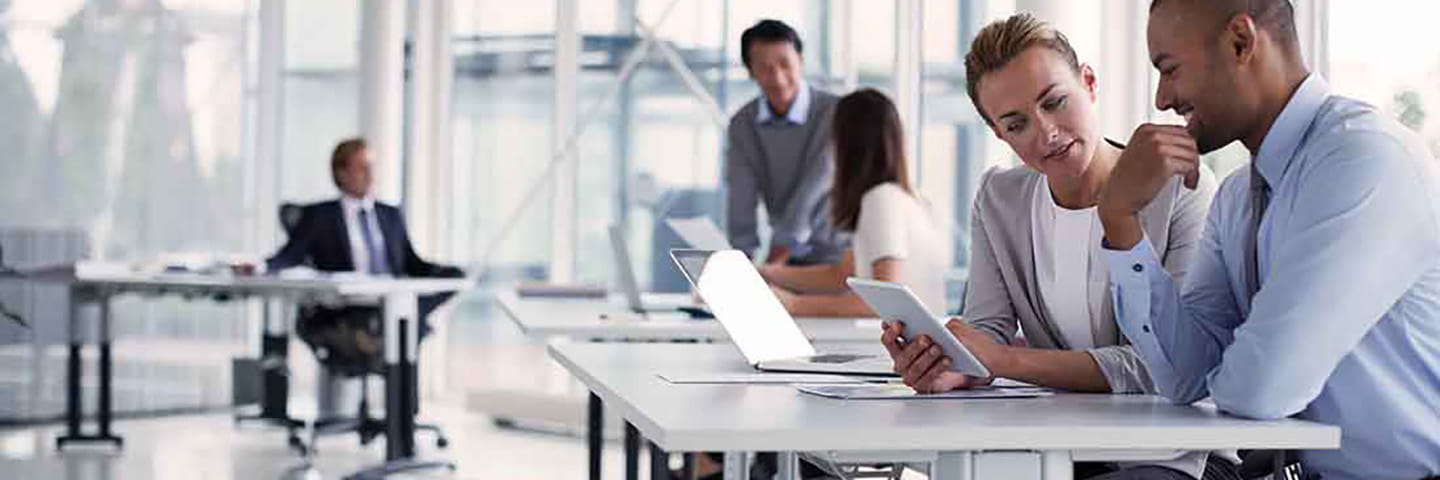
[340,195,388,274]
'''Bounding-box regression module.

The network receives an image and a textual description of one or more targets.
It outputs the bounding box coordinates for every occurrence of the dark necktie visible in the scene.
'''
[1245,162,1271,302]
[357,208,392,275]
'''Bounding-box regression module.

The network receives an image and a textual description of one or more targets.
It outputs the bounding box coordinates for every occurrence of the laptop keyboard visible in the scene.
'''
[808,354,866,364]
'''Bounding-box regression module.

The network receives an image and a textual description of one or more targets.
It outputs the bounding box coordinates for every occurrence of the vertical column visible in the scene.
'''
[615,0,636,234]
[254,0,283,248]
[404,0,455,257]
[432,0,455,259]
[551,0,580,282]
[894,0,924,186]
[359,0,407,204]
[405,0,436,250]
[835,0,857,92]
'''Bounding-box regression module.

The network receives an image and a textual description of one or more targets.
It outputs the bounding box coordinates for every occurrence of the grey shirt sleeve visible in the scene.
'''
[724,118,762,256]
[962,170,1022,346]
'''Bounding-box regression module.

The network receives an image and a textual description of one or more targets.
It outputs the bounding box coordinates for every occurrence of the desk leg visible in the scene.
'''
[1041,451,1073,480]
[61,289,82,447]
[625,422,641,480]
[930,452,974,480]
[932,451,1069,480]
[346,292,453,480]
[96,295,113,441]
[723,452,750,480]
[775,452,798,480]
[388,306,416,459]
[648,441,668,480]
[56,288,122,450]
[589,392,603,480]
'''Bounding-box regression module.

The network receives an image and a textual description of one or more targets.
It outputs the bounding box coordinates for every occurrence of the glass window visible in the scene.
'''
[448,0,557,282]
[1328,0,1440,158]
[282,0,360,203]
[0,0,258,419]
[920,1,1018,280]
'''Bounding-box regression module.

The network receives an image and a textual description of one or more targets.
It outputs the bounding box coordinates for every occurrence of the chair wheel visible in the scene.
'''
[436,437,449,449]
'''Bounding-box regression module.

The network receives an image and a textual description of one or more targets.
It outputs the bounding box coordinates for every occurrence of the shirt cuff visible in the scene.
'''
[1103,235,1180,397]
[1104,235,1162,287]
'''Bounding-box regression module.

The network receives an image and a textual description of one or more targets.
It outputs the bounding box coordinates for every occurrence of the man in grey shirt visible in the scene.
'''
[725,19,847,266]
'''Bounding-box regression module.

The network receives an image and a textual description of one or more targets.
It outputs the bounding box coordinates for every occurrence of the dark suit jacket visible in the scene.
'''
[266,200,460,367]
[266,199,461,279]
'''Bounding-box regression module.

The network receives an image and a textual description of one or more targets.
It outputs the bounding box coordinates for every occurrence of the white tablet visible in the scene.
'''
[847,278,991,378]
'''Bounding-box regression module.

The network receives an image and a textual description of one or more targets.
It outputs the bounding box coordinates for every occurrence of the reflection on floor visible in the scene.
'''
[0,294,638,479]
[0,404,638,479]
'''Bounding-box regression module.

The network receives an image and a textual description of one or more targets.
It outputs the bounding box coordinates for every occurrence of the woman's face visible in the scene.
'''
[976,47,1101,180]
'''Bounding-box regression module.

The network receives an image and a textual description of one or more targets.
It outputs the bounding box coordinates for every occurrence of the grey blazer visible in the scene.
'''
[964,162,1217,393]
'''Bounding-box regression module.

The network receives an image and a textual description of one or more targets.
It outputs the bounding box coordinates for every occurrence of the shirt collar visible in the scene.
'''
[340,195,376,214]
[1253,74,1330,185]
[755,83,811,125]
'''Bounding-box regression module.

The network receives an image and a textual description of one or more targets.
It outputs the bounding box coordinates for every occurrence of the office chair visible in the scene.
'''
[234,204,308,452]
[273,200,448,452]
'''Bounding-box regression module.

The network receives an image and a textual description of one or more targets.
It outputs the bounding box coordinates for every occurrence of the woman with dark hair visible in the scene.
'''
[762,88,951,318]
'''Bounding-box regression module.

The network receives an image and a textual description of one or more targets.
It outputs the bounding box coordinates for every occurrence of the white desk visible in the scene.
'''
[496,292,881,342]
[493,290,885,480]
[1,268,468,479]
[550,342,1340,480]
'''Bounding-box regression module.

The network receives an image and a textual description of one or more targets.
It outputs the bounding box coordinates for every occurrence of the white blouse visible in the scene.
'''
[853,183,952,315]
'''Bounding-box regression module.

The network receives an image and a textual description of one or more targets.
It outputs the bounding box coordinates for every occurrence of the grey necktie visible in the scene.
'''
[357,208,392,275]
[1245,161,1271,302]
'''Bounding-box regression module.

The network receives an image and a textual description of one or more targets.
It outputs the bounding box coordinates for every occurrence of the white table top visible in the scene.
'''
[3,266,470,297]
[548,342,1341,454]
[498,291,882,342]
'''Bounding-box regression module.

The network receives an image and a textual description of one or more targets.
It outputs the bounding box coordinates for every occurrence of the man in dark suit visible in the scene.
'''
[265,137,461,368]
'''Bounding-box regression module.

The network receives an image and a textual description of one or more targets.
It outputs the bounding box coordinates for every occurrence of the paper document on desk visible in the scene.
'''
[796,384,1052,400]
[658,373,867,384]
[665,217,733,250]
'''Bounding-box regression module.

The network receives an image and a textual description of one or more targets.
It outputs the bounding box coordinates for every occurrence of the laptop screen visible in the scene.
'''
[607,225,644,310]
[670,250,816,363]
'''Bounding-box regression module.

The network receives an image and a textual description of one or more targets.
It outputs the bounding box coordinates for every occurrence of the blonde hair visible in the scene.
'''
[964,13,1081,125]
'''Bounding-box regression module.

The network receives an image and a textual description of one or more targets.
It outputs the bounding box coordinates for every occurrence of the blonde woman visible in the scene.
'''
[880,14,1234,480]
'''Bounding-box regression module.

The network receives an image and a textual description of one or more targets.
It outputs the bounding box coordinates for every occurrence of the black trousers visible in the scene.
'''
[296,291,454,372]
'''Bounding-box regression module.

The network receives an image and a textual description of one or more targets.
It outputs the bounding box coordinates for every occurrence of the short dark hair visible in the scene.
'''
[740,19,803,70]
[1150,0,1298,51]
[330,137,367,188]
[830,89,910,232]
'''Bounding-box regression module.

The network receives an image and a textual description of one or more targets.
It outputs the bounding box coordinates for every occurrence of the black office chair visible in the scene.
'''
[234,204,310,452]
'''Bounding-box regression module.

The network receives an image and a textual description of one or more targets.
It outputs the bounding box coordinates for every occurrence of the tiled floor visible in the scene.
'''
[0,403,639,479]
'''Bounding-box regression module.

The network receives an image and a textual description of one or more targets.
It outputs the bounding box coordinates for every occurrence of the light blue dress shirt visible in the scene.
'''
[755,81,812,125]
[1105,75,1440,480]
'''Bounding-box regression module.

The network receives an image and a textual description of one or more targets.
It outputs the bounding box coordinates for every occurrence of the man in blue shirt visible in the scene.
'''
[1098,1,1440,479]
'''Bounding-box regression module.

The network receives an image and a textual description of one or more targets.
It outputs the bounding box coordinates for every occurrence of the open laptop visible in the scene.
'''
[670,249,896,376]
[664,217,733,250]
[608,225,708,315]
